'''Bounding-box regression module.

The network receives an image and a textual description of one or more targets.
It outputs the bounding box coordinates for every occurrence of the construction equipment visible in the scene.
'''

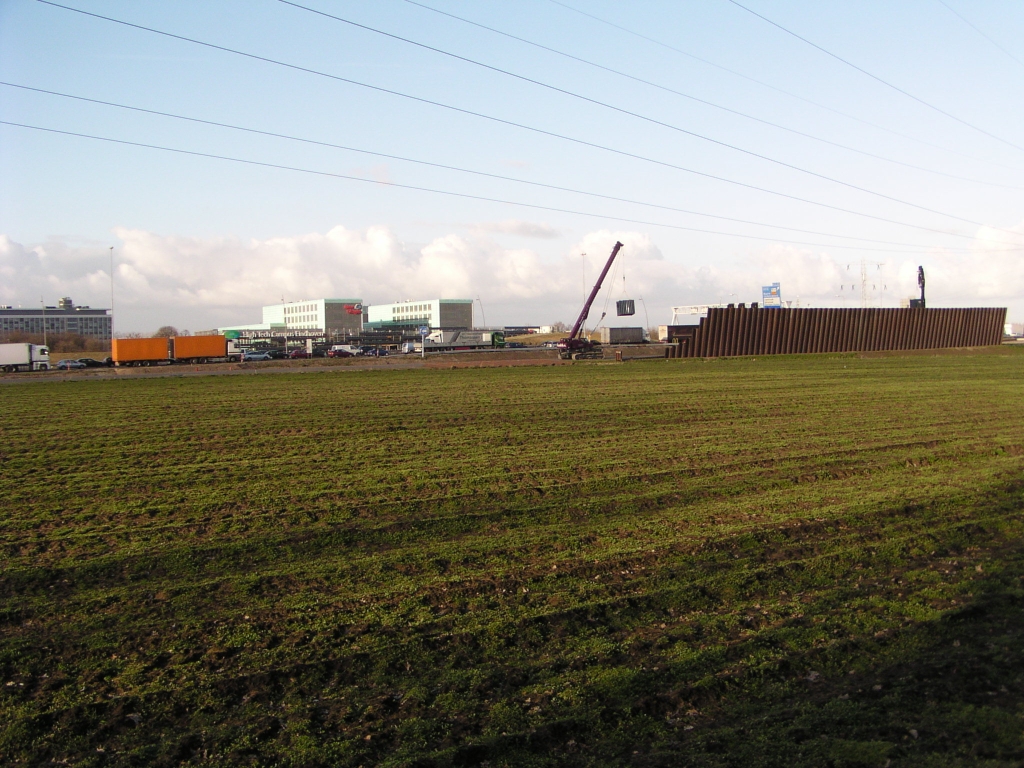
[909,266,926,308]
[557,241,624,359]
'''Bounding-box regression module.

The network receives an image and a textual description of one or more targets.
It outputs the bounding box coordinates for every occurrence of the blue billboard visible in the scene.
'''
[762,282,782,308]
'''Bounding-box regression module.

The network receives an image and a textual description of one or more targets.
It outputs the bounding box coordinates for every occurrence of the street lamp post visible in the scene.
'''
[109,246,115,343]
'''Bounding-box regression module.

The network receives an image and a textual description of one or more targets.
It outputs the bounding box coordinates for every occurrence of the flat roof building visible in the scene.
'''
[0,297,111,340]
[364,299,473,331]
[220,298,363,336]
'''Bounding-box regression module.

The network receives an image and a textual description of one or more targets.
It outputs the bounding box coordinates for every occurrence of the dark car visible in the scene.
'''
[288,349,311,359]
[327,348,353,358]
[56,359,87,370]
[361,348,388,357]
[265,349,287,359]
[77,357,109,368]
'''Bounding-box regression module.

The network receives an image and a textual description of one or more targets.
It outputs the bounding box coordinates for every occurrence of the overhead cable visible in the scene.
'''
[725,0,1024,153]
[35,0,1021,241]
[546,0,1015,172]
[278,0,1019,230]
[398,0,1022,191]
[4,80,1004,252]
[4,119,1003,255]
[936,0,1024,71]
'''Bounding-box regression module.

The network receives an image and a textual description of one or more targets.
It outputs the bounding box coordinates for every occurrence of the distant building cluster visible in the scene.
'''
[219,298,475,337]
[0,297,111,340]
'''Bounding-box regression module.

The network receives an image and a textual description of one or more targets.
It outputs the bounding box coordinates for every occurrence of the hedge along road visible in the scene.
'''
[1,349,1024,767]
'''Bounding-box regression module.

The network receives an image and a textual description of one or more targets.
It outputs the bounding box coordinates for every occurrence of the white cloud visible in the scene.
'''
[0,225,592,331]
[2,222,1021,333]
[742,230,1024,312]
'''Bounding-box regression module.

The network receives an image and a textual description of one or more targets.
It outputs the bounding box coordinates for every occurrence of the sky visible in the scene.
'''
[1,0,1022,333]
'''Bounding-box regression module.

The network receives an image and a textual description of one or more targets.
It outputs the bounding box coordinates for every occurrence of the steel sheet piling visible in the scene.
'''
[685,306,1003,360]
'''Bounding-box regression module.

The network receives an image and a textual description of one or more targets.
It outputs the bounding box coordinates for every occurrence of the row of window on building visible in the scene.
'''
[393,303,430,316]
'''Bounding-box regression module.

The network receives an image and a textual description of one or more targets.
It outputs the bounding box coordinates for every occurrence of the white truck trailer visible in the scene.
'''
[423,330,505,351]
[0,343,50,372]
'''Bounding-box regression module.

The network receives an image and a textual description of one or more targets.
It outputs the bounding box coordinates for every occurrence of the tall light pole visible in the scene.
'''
[109,246,115,343]
[476,295,487,329]
[41,296,47,348]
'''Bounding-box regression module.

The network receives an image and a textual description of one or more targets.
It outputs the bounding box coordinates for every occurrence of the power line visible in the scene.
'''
[5,80,1006,253]
[4,119,1002,255]
[35,0,1021,242]
[724,0,1024,153]
[936,0,1024,71]
[278,0,1018,231]
[545,0,1018,173]
[399,0,1022,191]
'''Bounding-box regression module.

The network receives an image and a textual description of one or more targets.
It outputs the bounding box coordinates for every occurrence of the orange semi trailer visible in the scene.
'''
[171,335,227,361]
[111,337,169,366]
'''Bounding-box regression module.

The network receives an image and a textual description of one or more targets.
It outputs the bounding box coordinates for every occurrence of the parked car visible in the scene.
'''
[265,349,287,359]
[331,345,362,356]
[56,359,87,370]
[242,351,272,361]
[505,342,526,348]
[288,349,311,359]
[361,348,388,357]
[327,348,353,358]
[77,357,109,368]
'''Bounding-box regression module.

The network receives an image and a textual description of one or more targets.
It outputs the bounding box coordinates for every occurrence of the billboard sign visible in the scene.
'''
[762,283,782,308]
[224,328,324,339]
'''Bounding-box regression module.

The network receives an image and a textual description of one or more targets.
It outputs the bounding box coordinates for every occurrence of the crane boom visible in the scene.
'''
[557,241,624,359]
[568,241,624,341]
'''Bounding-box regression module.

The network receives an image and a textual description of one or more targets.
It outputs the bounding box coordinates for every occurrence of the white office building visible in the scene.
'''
[364,299,473,330]
[220,298,364,335]
[0,297,111,340]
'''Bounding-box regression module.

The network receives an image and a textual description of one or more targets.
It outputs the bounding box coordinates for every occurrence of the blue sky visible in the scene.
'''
[2,0,1022,332]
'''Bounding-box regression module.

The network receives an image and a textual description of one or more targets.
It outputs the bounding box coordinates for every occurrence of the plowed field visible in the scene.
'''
[2,350,1024,766]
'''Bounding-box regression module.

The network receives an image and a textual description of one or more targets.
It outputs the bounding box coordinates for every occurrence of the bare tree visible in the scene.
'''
[153,326,179,338]
[551,321,568,332]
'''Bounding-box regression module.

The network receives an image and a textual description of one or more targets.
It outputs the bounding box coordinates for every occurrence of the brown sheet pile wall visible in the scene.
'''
[666,307,1006,358]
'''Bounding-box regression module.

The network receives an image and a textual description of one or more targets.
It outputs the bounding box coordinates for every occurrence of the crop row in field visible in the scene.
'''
[2,350,1023,766]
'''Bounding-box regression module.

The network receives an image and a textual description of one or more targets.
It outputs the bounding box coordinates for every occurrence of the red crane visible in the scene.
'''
[557,241,624,359]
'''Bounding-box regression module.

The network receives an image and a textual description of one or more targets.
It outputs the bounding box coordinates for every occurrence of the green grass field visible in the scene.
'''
[2,351,1024,767]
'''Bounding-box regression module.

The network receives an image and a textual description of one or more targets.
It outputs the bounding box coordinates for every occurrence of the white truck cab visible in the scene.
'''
[0,343,50,372]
